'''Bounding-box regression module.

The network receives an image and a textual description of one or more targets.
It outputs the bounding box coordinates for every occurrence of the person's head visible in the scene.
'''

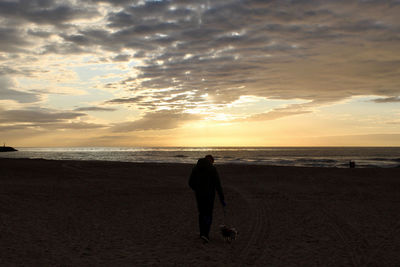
[205,154,214,164]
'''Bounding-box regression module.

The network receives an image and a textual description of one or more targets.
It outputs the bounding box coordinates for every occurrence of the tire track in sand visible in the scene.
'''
[305,176,375,266]
[364,218,400,266]
[318,205,370,267]
[276,185,372,266]
[314,187,400,266]
[229,185,271,266]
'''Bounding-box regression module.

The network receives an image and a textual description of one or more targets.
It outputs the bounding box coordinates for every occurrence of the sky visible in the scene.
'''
[0,0,399,147]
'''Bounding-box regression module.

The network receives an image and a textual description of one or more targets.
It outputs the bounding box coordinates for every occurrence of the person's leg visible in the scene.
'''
[196,194,208,237]
[196,193,215,240]
[200,200,214,239]
[202,212,212,238]
[199,212,210,237]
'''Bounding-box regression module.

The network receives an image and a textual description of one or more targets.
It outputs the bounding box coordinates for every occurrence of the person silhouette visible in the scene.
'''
[189,155,225,243]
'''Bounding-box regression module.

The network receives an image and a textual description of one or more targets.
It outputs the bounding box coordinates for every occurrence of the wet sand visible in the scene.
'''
[1,158,400,266]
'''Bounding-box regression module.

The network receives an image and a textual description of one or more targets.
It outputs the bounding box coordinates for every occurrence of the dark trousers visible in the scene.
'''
[195,192,215,238]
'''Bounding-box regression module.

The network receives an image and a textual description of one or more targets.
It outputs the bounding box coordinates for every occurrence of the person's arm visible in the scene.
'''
[188,167,197,190]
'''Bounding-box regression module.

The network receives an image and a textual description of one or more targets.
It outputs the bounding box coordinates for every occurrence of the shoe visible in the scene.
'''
[200,235,209,243]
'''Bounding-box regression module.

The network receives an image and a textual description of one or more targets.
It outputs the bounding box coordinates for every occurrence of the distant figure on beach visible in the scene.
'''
[349,160,356,168]
[189,155,226,243]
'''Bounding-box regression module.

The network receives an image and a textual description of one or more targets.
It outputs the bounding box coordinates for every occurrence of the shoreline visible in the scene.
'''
[1,157,399,169]
[1,158,400,266]
[2,146,400,168]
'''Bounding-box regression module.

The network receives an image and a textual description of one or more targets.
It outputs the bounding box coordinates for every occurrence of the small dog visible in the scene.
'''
[219,224,238,242]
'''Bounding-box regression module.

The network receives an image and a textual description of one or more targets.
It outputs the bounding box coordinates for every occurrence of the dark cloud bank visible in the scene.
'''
[1,0,399,131]
[0,107,106,131]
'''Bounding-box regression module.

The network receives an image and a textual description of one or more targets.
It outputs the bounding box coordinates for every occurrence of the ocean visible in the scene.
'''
[1,147,400,168]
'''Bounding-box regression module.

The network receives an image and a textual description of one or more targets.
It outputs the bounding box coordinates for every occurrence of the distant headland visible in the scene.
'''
[0,144,17,152]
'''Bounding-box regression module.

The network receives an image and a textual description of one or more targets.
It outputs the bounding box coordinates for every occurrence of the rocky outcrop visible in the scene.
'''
[0,146,17,152]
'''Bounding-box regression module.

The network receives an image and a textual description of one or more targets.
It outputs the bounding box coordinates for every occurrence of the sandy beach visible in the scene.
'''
[1,158,399,266]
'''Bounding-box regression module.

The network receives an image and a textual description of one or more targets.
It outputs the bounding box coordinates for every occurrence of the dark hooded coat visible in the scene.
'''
[189,158,225,213]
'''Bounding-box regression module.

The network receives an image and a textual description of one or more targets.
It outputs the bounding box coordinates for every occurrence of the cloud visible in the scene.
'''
[39,42,87,55]
[111,54,132,62]
[97,0,399,117]
[105,96,147,104]
[0,66,43,77]
[372,96,400,103]
[0,27,30,53]
[0,76,41,103]
[0,88,41,104]
[87,0,141,6]
[74,106,117,111]
[239,109,312,122]
[27,29,53,38]
[1,0,400,132]
[0,107,108,131]
[112,109,200,132]
[234,101,314,122]
[39,121,107,130]
[0,1,99,26]
[0,121,106,131]
[18,0,398,108]
[0,108,85,124]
